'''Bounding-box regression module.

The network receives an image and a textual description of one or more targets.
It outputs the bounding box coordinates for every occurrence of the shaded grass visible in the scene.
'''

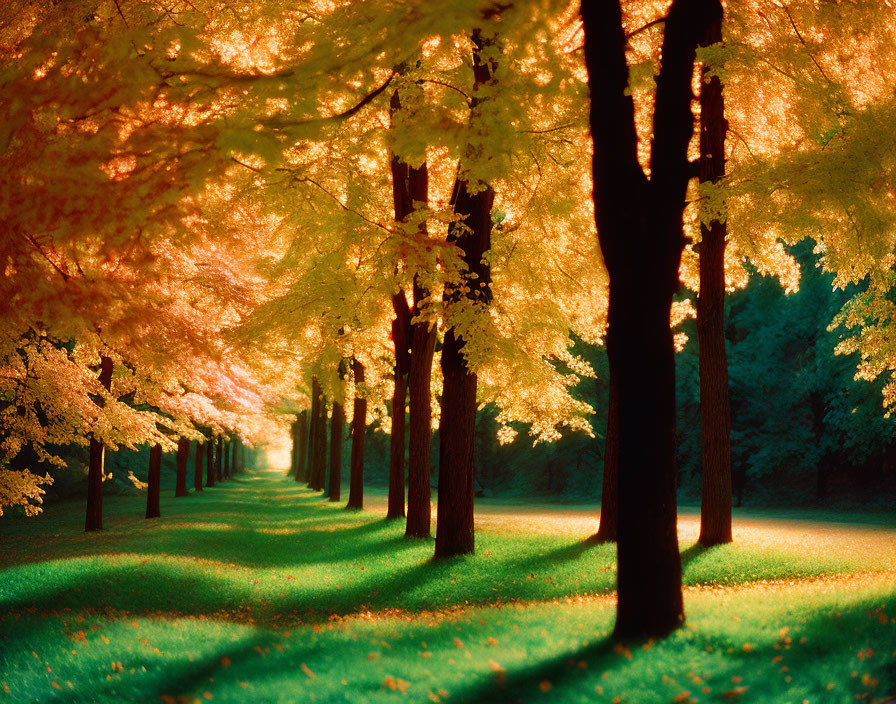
[2,469,896,702]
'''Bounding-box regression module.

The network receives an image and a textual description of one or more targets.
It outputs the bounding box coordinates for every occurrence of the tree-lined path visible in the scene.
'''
[2,467,896,702]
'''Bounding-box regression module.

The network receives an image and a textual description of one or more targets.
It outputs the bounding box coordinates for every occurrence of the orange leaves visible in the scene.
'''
[382,676,409,693]
[301,663,316,678]
[220,656,231,668]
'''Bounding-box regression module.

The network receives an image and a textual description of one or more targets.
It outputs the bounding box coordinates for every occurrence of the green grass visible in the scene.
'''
[1,469,895,702]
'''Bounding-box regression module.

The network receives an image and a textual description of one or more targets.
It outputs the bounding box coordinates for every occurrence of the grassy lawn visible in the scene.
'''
[2,469,895,702]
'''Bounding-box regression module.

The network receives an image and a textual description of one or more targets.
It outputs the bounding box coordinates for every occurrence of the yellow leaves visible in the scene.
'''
[301,663,316,679]
[741,643,754,652]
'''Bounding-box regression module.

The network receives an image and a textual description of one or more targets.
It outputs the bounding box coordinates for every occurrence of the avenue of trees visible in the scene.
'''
[1,0,895,640]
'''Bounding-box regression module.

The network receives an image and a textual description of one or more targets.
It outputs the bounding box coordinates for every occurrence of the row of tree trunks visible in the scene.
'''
[434,29,496,559]
[582,0,722,639]
[696,9,733,548]
[85,355,113,532]
[346,358,367,509]
[329,399,344,502]
[145,443,162,519]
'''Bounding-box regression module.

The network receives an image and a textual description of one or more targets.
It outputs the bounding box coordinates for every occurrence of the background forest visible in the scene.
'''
[17,237,896,510]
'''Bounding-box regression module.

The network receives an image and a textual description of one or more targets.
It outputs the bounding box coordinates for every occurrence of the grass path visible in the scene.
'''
[2,469,896,702]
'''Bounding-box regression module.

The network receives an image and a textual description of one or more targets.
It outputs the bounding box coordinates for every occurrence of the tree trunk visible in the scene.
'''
[582,0,721,640]
[295,410,308,482]
[595,364,619,542]
[231,437,239,475]
[214,437,223,482]
[205,436,215,487]
[175,437,190,497]
[387,89,428,520]
[223,437,231,479]
[289,420,299,477]
[697,8,733,548]
[346,359,367,509]
[194,441,204,492]
[145,443,162,519]
[312,394,328,491]
[435,30,495,559]
[85,355,113,532]
[387,371,407,518]
[406,280,437,538]
[307,378,321,487]
[329,400,344,502]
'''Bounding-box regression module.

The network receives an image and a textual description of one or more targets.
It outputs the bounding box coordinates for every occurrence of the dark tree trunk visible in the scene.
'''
[306,377,321,487]
[582,0,721,640]
[388,371,407,518]
[146,443,162,519]
[435,30,495,559]
[194,441,204,492]
[295,410,308,482]
[329,400,344,502]
[214,437,223,482]
[85,355,113,532]
[223,437,231,479]
[697,10,732,547]
[388,90,429,521]
[346,359,367,509]
[231,437,239,475]
[175,437,190,497]
[205,435,215,487]
[312,394,328,491]
[595,364,619,542]
[289,420,299,477]
[405,280,437,538]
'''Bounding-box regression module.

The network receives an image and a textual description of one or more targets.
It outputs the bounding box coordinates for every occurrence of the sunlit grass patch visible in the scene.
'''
[2,469,896,702]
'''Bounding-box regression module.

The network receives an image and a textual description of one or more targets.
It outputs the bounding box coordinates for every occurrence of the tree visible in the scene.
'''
[205,435,215,488]
[175,437,190,497]
[696,8,732,547]
[435,29,497,559]
[145,443,162,519]
[594,367,619,542]
[194,441,204,493]
[329,396,344,502]
[294,410,308,483]
[85,356,113,532]
[582,0,722,639]
[346,358,367,510]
